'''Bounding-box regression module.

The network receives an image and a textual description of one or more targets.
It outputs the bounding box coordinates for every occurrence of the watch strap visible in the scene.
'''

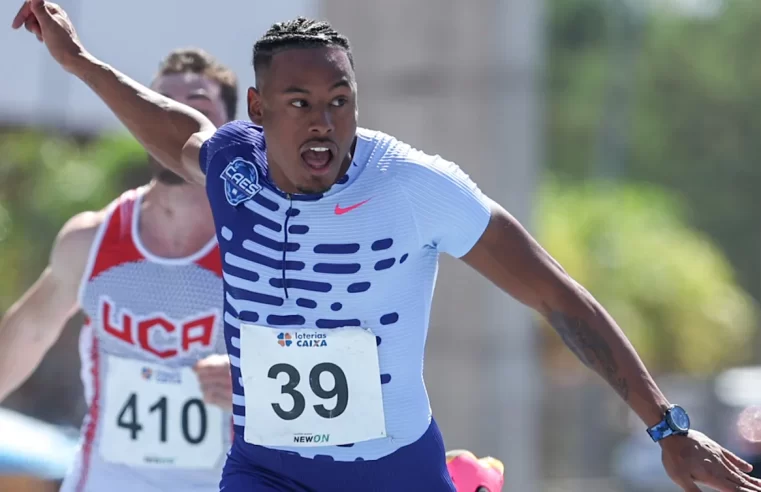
[647,418,674,442]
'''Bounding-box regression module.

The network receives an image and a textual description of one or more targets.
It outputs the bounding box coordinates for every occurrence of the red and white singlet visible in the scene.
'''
[60,188,230,492]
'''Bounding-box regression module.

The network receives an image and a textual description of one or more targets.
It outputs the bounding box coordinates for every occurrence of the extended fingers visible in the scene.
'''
[723,472,761,491]
[721,456,761,490]
[693,459,761,492]
[724,449,755,474]
[24,16,41,40]
[11,1,32,29]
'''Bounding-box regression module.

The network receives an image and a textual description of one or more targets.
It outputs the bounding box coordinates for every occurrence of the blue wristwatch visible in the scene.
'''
[646,405,690,442]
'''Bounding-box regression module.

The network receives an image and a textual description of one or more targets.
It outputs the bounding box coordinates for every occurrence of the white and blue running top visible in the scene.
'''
[199,121,491,471]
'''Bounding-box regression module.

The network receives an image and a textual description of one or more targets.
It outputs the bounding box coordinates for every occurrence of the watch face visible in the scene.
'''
[668,407,690,432]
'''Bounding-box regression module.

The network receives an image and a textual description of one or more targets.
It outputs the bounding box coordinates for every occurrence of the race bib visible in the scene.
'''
[239,324,386,447]
[99,356,225,469]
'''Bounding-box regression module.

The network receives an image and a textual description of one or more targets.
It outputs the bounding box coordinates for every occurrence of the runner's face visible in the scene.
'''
[150,73,230,185]
[249,46,357,195]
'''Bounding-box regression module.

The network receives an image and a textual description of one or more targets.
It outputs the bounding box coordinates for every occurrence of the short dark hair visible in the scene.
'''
[157,48,238,120]
[252,17,353,77]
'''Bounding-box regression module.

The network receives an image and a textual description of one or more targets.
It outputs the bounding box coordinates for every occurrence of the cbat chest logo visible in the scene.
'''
[221,157,262,206]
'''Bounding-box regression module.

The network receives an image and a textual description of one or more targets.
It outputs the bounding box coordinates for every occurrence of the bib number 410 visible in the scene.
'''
[269,362,348,421]
[117,392,207,445]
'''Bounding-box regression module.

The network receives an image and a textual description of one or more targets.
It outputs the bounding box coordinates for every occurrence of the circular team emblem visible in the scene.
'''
[220,158,263,206]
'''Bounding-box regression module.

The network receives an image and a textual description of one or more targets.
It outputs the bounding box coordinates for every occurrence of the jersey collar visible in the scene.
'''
[258,129,373,202]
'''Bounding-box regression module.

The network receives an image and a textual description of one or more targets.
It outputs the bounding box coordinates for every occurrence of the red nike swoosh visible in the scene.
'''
[334,199,370,215]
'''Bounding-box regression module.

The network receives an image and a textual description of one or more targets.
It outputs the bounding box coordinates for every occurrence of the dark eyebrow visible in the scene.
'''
[282,86,309,94]
[281,80,351,95]
[330,80,351,90]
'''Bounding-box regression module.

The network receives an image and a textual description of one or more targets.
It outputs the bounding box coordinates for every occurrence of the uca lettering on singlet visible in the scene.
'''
[96,297,225,469]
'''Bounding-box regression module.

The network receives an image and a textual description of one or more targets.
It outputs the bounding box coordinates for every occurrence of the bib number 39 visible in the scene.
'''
[269,362,348,421]
[240,324,387,447]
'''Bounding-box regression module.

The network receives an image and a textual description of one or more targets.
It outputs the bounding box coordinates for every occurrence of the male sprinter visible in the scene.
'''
[0,47,238,492]
[12,3,761,491]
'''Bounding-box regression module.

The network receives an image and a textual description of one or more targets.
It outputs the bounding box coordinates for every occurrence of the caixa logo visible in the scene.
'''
[96,296,219,360]
[221,157,262,206]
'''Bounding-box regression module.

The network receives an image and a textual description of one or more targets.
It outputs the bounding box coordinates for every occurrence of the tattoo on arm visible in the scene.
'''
[545,305,630,401]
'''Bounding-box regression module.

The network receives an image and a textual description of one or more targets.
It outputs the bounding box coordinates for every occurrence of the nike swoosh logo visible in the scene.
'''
[334,199,370,215]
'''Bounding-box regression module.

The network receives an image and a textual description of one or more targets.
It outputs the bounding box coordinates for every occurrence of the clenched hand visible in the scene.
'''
[193,354,233,412]
[12,0,88,72]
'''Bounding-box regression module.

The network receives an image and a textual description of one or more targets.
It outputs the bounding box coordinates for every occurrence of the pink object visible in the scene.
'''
[446,449,505,492]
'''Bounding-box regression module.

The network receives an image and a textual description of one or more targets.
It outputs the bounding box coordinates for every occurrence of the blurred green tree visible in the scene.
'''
[0,129,149,424]
[0,130,149,310]
[549,0,761,302]
[536,178,758,376]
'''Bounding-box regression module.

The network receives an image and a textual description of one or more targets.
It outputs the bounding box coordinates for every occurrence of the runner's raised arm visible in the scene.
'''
[12,0,215,184]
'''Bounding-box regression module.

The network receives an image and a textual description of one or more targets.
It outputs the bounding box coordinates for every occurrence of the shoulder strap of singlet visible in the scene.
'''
[195,242,223,278]
[76,188,145,305]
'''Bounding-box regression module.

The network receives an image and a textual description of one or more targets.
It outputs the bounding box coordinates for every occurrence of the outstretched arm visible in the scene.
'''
[463,202,663,424]
[11,0,214,184]
[0,212,99,402]
[462,201,761,492]
[70,55,214,184]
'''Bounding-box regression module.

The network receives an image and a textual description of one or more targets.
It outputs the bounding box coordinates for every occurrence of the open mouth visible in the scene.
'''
[301,146,334,173]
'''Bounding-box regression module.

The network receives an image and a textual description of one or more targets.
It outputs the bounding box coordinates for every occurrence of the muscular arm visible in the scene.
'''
[0,212,100,402]
[462,201,670,428]
[68,54,214,185]
[11,1,213,183]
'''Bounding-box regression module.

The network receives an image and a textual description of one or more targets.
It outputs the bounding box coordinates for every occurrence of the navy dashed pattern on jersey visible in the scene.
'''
[201,120,491,463]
